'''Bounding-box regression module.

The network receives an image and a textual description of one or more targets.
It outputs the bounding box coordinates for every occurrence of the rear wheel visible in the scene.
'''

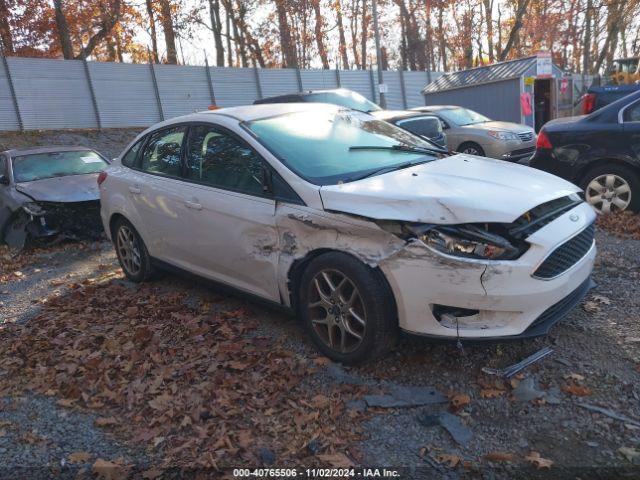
[458,142,485,157]
[113,218,155,282]
[298,252,397,364]
[580,164,640,213]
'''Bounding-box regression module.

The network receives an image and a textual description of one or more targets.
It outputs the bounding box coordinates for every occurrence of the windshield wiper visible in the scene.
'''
[350,143,447,155]
[343,159,432,182]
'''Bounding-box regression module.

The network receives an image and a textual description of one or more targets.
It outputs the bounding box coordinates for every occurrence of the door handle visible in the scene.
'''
[129,184,141,194]
[184,200,202,211]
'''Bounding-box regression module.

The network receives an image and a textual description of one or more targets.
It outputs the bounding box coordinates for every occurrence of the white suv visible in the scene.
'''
[99,103,596,364]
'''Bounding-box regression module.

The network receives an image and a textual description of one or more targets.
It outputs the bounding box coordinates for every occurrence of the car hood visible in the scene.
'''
[462,120,533,132]
[15,173,101,203]
[319,154,581,224]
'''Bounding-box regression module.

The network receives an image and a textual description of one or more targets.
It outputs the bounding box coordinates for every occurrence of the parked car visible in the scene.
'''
[100,104,596,364]
[411,105,537,162]
[582,84,640,114]
[530,90,640,214]
[370,110,448,149]
[0,146,108,249]
[254,88,381,113]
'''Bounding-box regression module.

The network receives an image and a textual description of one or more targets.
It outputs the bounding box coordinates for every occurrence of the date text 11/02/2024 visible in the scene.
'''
[233,468,401,478]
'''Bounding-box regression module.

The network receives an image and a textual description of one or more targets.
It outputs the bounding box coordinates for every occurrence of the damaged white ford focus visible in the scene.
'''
[99,103,596,364]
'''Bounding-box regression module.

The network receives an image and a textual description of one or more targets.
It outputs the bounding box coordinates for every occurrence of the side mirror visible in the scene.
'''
[0,175,9,185]
[441,120,449,130]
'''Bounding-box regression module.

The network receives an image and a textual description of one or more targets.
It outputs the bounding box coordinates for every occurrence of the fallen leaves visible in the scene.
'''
[596,211,640,240]
[434,453,461,468]
[480,388,504,399]
[484,451,515,463]
[561,382,592,397]
[524,451,554,469]
[450,393,471,410]
[0,277,363,469]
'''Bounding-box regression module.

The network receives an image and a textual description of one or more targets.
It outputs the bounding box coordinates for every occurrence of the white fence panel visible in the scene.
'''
[338,70,374,101]
[155,65,212,118]
[258,69,299,97]
[300,69,339,90]
[210,67,259,107]
[9,57,97,130]
[382,71,404,109]
[0,58,19,131]
[90,62,161,128]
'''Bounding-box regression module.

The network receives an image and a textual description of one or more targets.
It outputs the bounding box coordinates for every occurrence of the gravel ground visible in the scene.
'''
[0,129,639,476]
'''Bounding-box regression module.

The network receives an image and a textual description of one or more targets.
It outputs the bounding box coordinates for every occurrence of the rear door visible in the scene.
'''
[179,123,280,301]
[126,125,191,262]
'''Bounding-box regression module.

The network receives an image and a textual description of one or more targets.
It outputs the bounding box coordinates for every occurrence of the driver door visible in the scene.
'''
[178,123,280,301]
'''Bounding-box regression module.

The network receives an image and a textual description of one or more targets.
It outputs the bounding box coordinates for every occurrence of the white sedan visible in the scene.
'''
[99,103,596,364]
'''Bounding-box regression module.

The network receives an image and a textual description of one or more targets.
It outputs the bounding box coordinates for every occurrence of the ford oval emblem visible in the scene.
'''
[570,214,579,222]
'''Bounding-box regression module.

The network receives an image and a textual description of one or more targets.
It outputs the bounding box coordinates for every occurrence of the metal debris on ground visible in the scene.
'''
[364,386,447,408]
[482,346,554,379]
[417,411,473,446]
[512,377,546,402]
[577,403,640,428]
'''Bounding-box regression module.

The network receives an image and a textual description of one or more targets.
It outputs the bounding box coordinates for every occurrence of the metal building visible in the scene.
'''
[421,55,566,131]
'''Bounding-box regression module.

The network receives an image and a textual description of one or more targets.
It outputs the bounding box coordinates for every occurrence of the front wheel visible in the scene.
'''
[112,218,155,282]
[298,252,397,365]
[580,164,639,214]
[458,142,485,157]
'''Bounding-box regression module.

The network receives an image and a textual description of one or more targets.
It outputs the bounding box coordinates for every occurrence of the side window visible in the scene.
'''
[140,126,186,177]
[186,125,265,195]
[399,117,441,138]
[121,138,144,167]
[624,102,640,122]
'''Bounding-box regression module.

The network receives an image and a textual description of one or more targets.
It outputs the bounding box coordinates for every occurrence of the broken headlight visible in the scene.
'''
[409,224,525,260]
[22,202,45,216]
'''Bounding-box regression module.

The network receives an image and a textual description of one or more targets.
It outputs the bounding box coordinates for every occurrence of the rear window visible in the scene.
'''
[12,150,107,183]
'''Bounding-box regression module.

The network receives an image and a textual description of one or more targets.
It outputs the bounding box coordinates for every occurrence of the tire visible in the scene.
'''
[112,217,155,282]
[298,251,397,364]
[457,142,485,157]
[579,163,640,214]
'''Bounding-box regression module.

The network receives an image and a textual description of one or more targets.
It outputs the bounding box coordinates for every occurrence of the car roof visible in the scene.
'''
[186,102,346,123]
[371,110,440,121]
[413,105,459,112]
[2,145,97,158]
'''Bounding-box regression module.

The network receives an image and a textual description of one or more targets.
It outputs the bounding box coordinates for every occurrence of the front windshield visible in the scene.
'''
[246,108,438,185]
[12,150,107,183]
[439,108,490,126]
[306,90,382,113]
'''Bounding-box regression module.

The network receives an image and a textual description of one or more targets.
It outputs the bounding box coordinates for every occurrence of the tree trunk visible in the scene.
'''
[336,0,350,69]
[436,0,447,71]
[350,0,361,68]
[274,0,297,68]
[208,0,225,66]
[312,0,330,68]
[582,0,592,74]
[360,0,368,69]
[146,0,160,63]
[53,0,74,59]
[498,0,531,61]
[159,0,178,64]
[482,0,494,62]
[0,0,13,54]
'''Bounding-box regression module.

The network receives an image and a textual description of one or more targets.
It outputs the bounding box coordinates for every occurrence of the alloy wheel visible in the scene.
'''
[116,225,142,276]
[585,174,632,214]
[307,269,367,354]
[462,146,480,155]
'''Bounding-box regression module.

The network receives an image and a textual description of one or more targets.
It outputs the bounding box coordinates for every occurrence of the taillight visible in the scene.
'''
[536,129,553,150]
[582,93,596,114]
[97,171,108,186]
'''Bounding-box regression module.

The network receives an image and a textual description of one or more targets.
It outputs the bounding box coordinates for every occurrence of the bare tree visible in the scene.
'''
[498,0,531,61]
[159,0,178,64]
[312,0,330,68]
[75,0,122,60]
[335,0,350,68]
[0,0,14,54]
[146,0,160,63]
[208,0,225,66]
[274,0,298,67]
[53,0,74,59]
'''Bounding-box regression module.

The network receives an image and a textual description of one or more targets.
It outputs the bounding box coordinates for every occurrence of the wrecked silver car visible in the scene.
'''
[0,146,108,249]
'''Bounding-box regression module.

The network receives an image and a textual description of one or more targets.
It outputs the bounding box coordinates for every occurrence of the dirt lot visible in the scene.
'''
[1,130,639,477]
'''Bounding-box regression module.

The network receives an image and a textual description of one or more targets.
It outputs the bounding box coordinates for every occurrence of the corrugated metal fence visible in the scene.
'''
[0,55,441,132]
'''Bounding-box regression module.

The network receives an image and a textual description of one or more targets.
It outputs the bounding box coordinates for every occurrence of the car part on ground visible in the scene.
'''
[100,103,596,363]
[530,89,640,213]
[0,147,108,250]
[481,346,554,378]
[411,105,536,162]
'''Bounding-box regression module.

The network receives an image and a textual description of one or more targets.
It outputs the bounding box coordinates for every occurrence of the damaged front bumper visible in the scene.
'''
[5,200,103,249]
[379,202,597,339]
